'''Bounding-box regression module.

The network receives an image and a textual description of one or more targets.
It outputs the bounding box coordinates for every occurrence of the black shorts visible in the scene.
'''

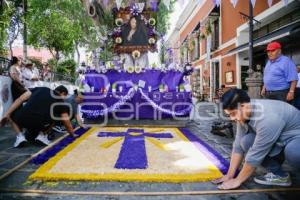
[11,109,52,140]
[11,80,27,101]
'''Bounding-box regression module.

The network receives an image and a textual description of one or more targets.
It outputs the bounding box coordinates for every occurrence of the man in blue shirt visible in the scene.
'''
[261,41,298,102]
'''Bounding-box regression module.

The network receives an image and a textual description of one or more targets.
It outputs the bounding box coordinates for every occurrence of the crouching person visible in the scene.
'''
[213,88,300,189]
[0,86,77,147]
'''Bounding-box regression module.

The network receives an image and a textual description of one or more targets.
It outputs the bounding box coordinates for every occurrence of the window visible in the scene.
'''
[211,18,220,50]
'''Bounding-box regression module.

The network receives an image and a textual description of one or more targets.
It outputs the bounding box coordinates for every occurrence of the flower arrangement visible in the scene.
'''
[179,84,185,92]
[159,84,164,92]
[115,18,123,27]
[132,50,141,59]
[135,65,142,74]
[148,37,156,45]
[148,18,156,26]
[112,83,117,92]
[115,37,122,44]
[130,5,140,16]
[127,66,135,73]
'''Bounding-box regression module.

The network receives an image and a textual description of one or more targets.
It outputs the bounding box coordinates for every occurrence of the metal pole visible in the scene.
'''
[248,0,253,71]
[23,0,28,60]
[245,0,262,99]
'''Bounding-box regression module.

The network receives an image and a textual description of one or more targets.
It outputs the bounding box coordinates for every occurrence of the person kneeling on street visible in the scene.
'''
[0,86,77,147]
[52,89,85,133]
[213,88,300,189]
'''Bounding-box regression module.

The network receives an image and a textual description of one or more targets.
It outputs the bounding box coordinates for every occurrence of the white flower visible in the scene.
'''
[115,18,123,26]
[127,66,135,73]
[148,18,156,26]
[132,50,141,59]
[148,38,156,44]
[135,65,142,74]
[115,37,122,44]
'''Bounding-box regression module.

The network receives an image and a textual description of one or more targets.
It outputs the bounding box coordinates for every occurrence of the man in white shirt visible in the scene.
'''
[22,60,41,89]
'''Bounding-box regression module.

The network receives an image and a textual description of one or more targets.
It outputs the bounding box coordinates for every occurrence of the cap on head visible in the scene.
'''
[266,41,281,51]
[24,60,33,66]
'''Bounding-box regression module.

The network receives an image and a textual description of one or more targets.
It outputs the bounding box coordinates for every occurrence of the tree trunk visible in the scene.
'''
[9,42,13,59]
[75,41,80,65]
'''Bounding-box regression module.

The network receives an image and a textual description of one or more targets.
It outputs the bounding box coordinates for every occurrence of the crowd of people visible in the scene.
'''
[8,56,52,100]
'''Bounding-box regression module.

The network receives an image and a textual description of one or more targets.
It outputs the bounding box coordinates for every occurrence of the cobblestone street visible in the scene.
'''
[0,104,300,200]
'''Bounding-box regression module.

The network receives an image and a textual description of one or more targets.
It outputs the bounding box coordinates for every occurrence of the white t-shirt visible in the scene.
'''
[9,64,23,83]
[22,67,41,89]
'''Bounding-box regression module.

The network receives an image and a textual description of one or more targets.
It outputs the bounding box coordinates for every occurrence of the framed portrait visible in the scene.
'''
[225,71,234,83]
[113,8,157,54]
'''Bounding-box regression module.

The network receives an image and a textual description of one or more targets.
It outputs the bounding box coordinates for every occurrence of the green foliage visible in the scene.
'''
[56,59,77,77]
[0,2,16,56]
[26,0,99,60]
[157,0,176,35]
[29,57,43,69]
[47,58,58,70]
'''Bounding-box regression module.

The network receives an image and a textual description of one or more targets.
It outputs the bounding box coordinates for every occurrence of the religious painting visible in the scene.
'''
[113,7,157,54]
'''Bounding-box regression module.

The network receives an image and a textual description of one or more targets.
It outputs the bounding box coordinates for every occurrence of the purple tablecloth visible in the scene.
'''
[84,70,185,92]
[81,90,192,120]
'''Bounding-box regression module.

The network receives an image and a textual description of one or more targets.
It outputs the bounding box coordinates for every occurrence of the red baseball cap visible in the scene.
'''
[266,41,282,51]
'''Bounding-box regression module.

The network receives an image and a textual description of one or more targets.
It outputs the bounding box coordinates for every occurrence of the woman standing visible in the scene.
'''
[9,57,27,100]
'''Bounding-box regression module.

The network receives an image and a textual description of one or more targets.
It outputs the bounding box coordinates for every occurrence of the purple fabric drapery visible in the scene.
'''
[81,91,192,119]
[84,70,186,92]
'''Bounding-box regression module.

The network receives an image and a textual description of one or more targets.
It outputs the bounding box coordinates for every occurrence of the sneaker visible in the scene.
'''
[52,125,67,133]
[254,172,292,187]
[14,134,28,148]
[35,132,51,146]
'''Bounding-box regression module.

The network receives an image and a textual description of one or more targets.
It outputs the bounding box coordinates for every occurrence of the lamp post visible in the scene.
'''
[244,0,263,98]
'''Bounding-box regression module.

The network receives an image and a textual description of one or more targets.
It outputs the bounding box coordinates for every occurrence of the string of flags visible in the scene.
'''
[212,0,289,7]
[105,0,290,10]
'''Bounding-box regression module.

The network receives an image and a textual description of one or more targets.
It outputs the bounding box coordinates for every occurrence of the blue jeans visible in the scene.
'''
[240,133,300,175]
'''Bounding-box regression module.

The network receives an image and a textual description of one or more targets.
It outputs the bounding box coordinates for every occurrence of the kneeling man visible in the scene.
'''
[1,86,77,147]
[213,88,300,189]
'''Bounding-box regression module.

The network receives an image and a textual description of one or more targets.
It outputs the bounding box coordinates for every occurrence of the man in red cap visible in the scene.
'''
[261,41,298,102]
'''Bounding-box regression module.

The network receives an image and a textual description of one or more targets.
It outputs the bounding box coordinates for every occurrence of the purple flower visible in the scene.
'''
[130,5,140,16]
[150,1,158,11]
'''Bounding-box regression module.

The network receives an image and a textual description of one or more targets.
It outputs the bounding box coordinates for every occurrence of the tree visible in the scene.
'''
[26,0,79,61]
[8,6,22,57]
[0,0,23,57]
[0,1,14,56]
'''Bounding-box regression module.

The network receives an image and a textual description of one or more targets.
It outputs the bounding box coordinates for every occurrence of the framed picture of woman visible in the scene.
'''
[122,16,148,46]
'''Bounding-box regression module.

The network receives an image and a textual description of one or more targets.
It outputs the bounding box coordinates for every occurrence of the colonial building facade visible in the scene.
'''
[167,0,300,101]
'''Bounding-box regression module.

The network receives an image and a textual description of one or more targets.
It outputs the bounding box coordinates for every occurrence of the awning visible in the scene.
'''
[226,19,300,55]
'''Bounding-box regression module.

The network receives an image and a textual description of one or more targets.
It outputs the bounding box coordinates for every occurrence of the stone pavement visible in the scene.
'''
[0,103,300,200]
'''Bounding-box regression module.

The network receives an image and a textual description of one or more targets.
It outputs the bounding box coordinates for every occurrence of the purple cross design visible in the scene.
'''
[98,129,173,169]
